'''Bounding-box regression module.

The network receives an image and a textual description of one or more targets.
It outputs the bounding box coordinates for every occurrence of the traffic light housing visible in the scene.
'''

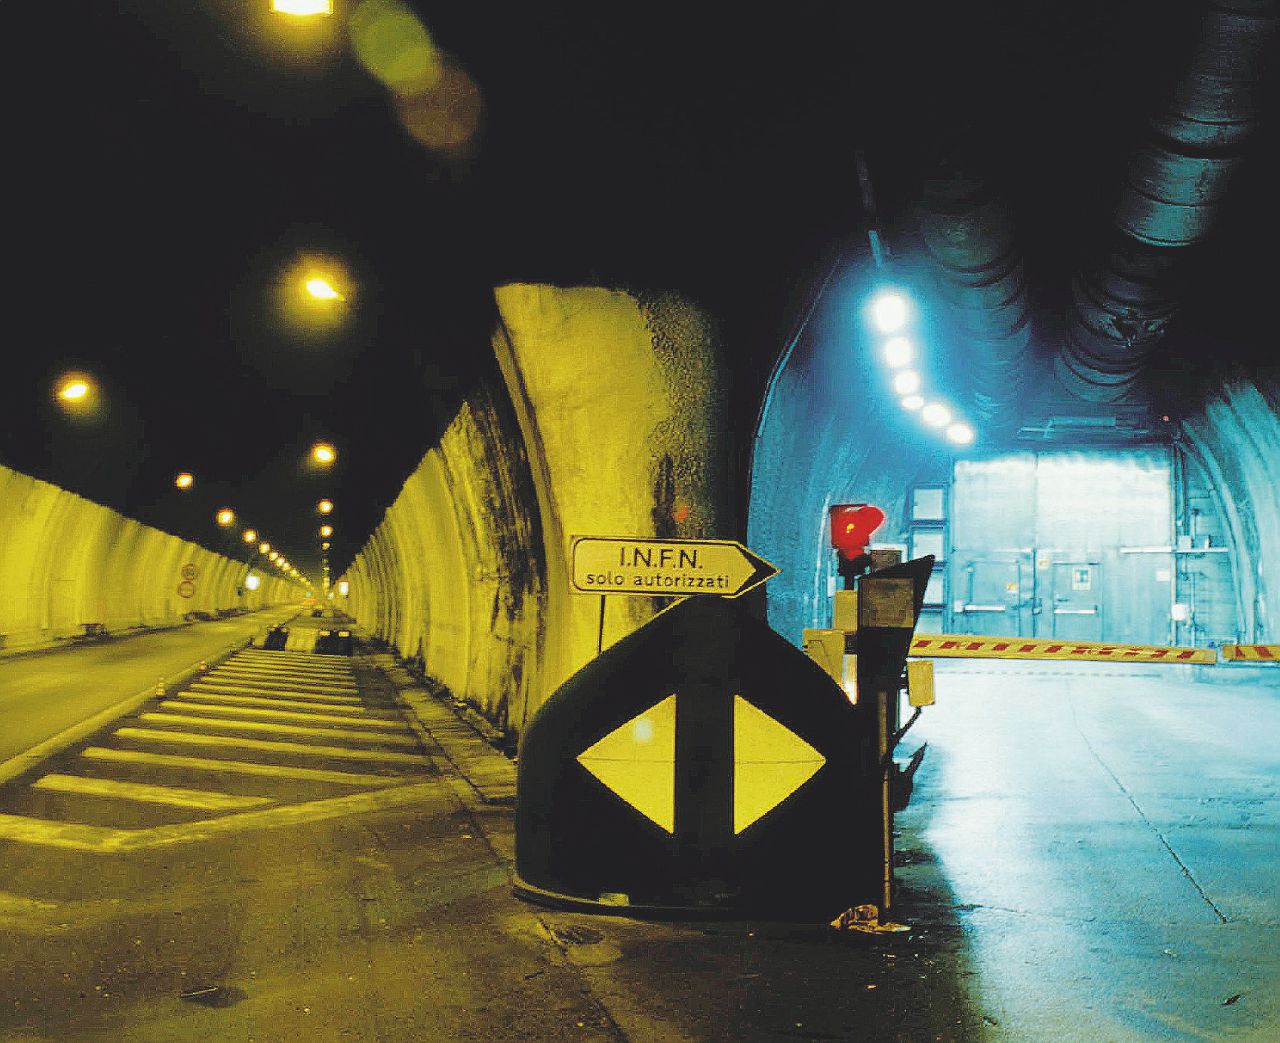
[829,504,885,561]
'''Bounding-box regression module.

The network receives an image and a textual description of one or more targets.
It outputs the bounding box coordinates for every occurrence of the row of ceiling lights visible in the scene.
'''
[868,291,975,446]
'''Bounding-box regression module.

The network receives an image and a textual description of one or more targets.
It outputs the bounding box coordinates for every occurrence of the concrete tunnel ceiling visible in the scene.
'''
[5,3,1280,660]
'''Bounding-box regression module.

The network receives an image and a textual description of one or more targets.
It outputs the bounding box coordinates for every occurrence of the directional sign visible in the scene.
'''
[570,536,779,599]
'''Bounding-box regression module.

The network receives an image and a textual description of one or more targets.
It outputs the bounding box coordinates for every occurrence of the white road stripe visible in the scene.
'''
[161,700,407,730]
[0,782,439,852]
[208,669,357,688]
[32,774,273,811]
[175,691,389,715]
[224,657,353,671]
[138,713,419,746]
[80,747,401,786]
[189,682,361,703]
[113,728,427,764]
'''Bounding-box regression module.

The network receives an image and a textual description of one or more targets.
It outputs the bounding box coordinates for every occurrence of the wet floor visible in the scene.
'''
[897,660,1280,1041]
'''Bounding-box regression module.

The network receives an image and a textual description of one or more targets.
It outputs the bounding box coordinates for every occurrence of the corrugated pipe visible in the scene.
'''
[1057,0,1279,401]
[919,173,1033,424]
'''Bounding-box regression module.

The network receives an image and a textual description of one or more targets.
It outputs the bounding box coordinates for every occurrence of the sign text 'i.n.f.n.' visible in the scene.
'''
[570,536,779,599]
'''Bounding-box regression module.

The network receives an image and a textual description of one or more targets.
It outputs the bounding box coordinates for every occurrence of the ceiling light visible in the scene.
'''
[922,403,952,428]
[869,292,909,334]
[892,370,921,395]
[883,337,913,368]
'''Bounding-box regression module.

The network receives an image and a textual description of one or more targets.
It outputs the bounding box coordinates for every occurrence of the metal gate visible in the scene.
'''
[949,451,1172,645]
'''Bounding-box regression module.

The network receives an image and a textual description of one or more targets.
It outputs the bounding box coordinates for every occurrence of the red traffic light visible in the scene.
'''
[829,503,886,560]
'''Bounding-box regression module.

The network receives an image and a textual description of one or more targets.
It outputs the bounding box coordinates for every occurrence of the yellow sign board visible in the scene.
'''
[570,536,778,598]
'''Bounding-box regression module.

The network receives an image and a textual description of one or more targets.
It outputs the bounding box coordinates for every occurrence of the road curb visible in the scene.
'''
[371,653,517,806]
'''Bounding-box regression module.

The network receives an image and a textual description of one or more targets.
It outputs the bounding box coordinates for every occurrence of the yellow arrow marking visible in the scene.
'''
[733,695,825,834]
[576,694,676,833]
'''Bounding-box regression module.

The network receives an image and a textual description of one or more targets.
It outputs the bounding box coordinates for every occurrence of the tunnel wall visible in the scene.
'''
[748,260,948,644]
[344,283,729,736]
[1180,375,1280,643]
[0,464,299,653]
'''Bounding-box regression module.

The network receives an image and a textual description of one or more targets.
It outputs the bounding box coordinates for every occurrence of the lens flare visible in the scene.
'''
[349,0,443,93]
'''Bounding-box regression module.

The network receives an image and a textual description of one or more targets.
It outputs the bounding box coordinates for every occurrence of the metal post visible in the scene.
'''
[596,595,607,655]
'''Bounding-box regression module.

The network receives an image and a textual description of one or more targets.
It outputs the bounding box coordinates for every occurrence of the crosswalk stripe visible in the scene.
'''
[80,747,400,786]
[114,727,427,764]
[224,657,353,671]
[32,774,273,811]
[0,782,438,852]
[235,653,352,669]
[208,669,357,689]
[174,691,390,716]
[189,682,362,703]
[161,700,407,730]
[0,815,126,852]
[138,713,420,746]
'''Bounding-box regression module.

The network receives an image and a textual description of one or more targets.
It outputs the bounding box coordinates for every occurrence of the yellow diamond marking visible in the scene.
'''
[576,694,676,833]
[733,695,825,834]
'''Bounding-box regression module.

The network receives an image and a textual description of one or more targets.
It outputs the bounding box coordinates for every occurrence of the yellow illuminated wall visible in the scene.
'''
[343,283,730,736]
[0,465,299,652]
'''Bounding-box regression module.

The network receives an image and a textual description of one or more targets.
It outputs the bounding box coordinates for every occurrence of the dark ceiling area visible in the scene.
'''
[3,1,1277,579]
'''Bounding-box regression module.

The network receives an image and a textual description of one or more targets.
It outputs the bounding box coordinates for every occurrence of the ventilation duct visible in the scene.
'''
[919,171,1034,427]
[1056,0,1280,401]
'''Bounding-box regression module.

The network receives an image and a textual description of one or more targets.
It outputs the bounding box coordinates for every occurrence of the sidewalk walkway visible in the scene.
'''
[373,654,516,806]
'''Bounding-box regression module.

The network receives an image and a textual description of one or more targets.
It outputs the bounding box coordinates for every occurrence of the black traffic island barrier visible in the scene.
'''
[514,566,929,923]
[314,628,354,656]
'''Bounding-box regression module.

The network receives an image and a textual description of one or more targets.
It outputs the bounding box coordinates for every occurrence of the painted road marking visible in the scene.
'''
[206,669,357,689]
[223,654,353,670]
[32,774,273,811]
[114,727,426,764]
[80,747,401,785]
[219,658,354,672]
[0,782,439,852]
[138,713,420,746]
[188,682,362,703]
[174,691,390,715]
[160,700,408,731]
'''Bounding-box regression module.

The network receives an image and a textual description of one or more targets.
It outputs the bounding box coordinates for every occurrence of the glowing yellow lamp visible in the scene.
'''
[175,472,194,490]
[216,508,236,528]
[271,0,333,15]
